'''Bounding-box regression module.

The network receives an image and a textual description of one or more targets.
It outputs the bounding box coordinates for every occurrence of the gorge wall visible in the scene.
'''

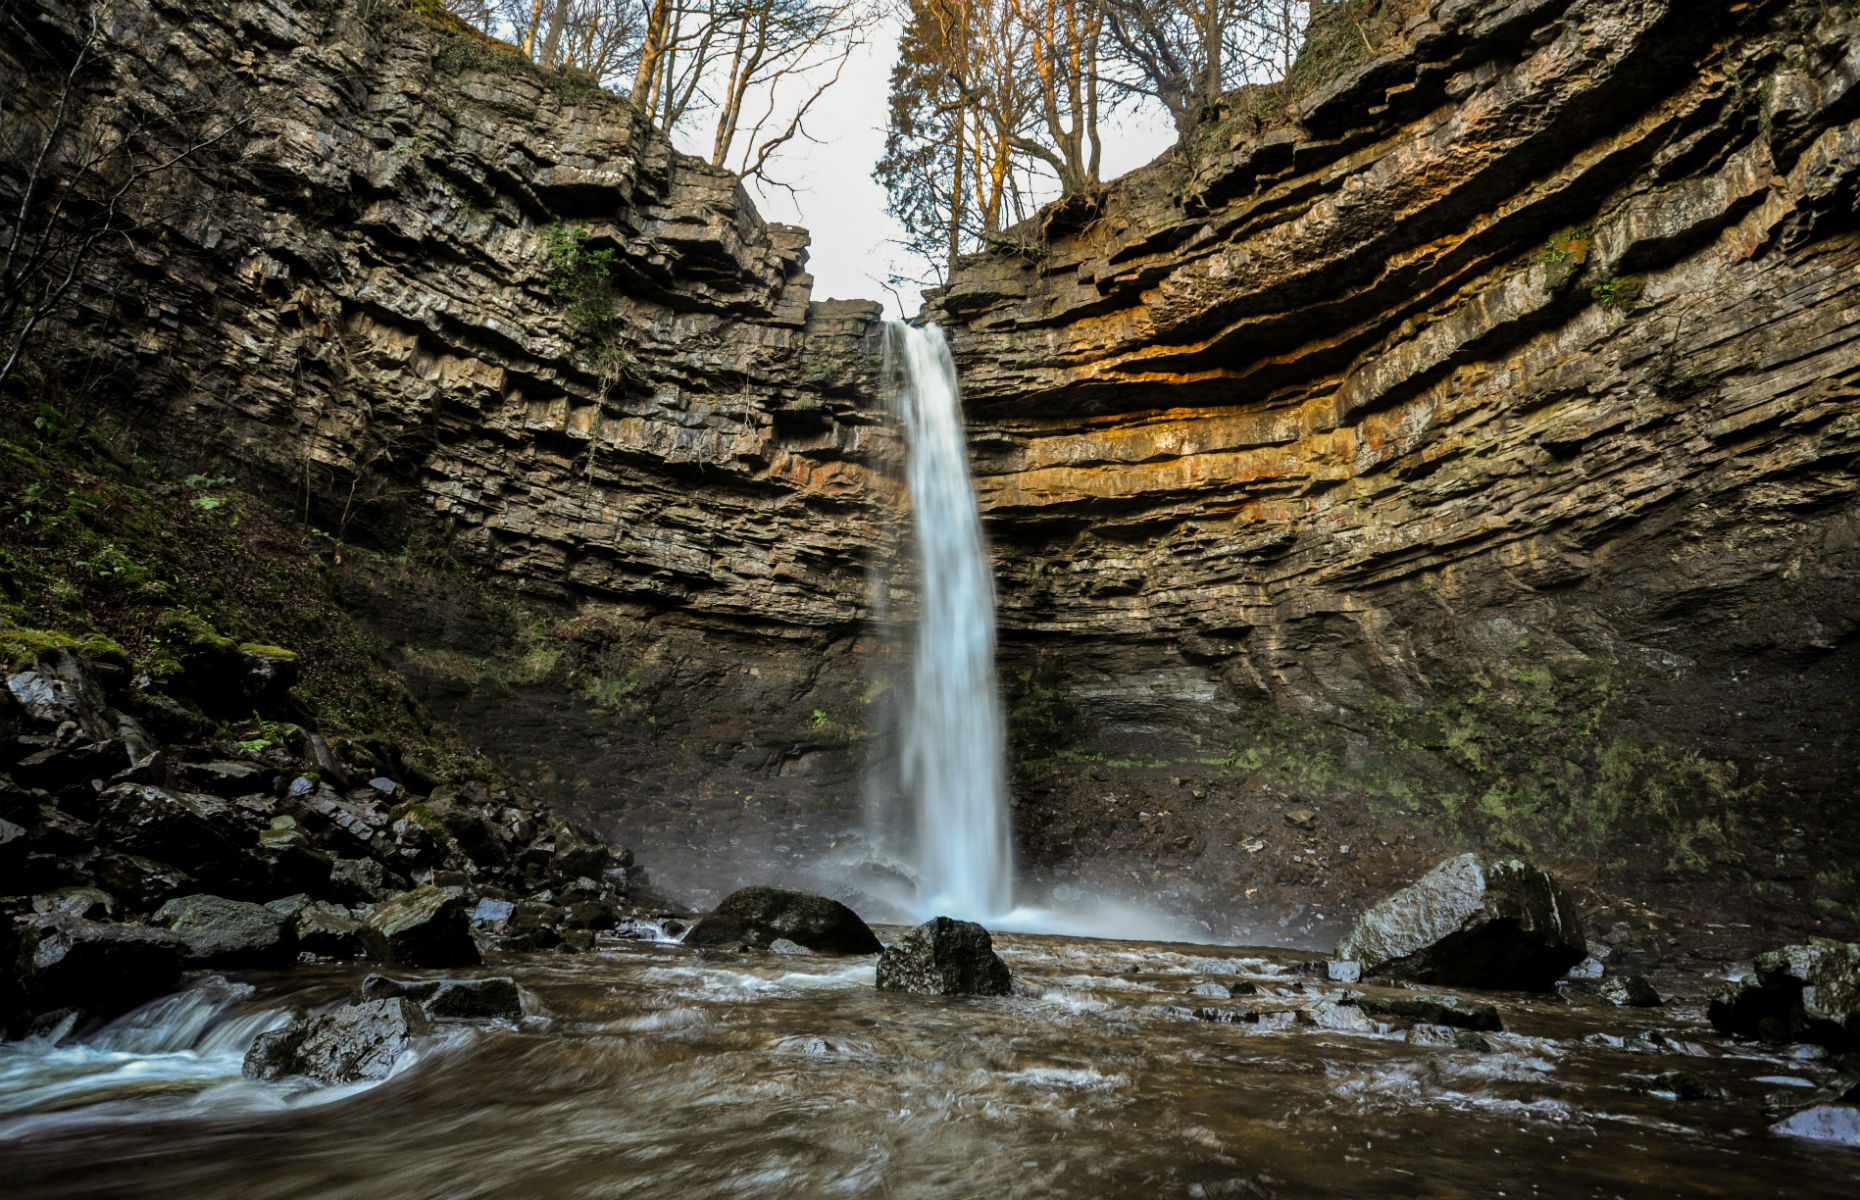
[928,0,1860,931]
[9,0,1858,933]
[4,0,900,897]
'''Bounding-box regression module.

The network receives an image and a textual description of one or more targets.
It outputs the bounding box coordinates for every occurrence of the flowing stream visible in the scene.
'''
[4,937,1852,1198]
[885,322,1013,922]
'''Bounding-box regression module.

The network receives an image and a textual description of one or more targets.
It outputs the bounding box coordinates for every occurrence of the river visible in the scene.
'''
[3,929,1853,1198]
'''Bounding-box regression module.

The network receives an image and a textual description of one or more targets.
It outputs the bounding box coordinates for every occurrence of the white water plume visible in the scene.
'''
[873,324,1196,944]
[884,322,1013,921]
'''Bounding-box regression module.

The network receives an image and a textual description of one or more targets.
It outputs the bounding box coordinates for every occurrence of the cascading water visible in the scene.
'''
[884,322,1013,921]
[873,323,1183,940]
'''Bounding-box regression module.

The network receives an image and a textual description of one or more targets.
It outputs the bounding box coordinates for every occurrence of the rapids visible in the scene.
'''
[4,932,1853,1198]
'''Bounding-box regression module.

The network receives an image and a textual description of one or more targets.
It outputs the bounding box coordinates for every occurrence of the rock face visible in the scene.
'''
[1336,854,1585,990]
[876,917,1013,997]
[243,997,430,1084]
[1,0,888,679]
[682,886,882,954]
[7,0,1858,924]
[919,0,1860,907]
[1709,939,1860,1049]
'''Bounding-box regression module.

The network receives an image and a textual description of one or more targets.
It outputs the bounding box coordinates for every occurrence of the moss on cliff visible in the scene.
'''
[0,391,496,782]
[1221,653,1761,876]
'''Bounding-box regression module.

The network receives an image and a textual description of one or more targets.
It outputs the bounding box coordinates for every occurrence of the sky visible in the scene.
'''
[661,14,1179,317]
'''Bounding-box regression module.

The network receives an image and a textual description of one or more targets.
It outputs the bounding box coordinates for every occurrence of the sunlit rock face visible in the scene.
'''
[927,0,1860,811]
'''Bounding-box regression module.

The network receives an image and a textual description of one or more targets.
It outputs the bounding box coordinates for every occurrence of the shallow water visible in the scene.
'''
[3,931,1855,1198]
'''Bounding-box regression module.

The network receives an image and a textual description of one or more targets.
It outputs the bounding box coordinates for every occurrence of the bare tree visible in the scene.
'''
[1005,0,1102,193]
[707,0,869,185]
[1097,0,1308,138]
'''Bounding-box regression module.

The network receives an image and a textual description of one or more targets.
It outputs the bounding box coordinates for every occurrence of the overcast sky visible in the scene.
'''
[660,15,1178,318]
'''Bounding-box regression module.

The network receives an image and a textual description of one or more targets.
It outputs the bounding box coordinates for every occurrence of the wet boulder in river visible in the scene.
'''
[359,973,523,1019]
[876,917,1012,997]
[11,913,184,1020]
[683,886,882,955]
[1708,939,1860,1050]
[359,886,480,967]
[293,901,365,959]
[1772,1104,1860,1148]
[1348,991,1502,1031]
[243,997,429,1084]
[1335,854,1585,991]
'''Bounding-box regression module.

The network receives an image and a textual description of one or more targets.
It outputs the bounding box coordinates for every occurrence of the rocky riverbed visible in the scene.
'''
[5,927,1859,1198]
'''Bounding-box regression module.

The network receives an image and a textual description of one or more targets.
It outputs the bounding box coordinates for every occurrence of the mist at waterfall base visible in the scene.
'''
[863,323,1189,943]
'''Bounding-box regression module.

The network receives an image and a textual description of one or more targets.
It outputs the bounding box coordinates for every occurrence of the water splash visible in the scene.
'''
[884,322,1012,921]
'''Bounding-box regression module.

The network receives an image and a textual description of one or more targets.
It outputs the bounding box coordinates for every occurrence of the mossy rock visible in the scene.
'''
[389,801,447,834]
[237,643,299,662]
[0,623,129,672]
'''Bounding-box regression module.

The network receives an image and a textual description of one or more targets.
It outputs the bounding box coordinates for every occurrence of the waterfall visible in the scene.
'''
[884,321,1013,921]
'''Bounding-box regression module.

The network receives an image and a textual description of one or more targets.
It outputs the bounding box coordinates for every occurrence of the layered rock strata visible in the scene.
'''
[927,0,1860,839]
[4,0,891,692]
[10,0,1859,919]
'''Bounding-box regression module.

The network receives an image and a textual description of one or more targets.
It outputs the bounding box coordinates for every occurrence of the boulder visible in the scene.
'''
[1299,1000,1379,1033]
[31,886,117,920]
[1349,992,1502,1031]
[876,917,1012,997]
[358,973,522,1020]
[359,886,479,967]
[97,782,258,886]
[683,886,882,955]
[12,913,184,1018]
[6,649,116,742]
[234,644,299,710]
[1335,854,1586,990]
[1772,1104,1860,1148]
[562,899,618,930]
[152,894,295,966]
[90,852,196,909]
[499,900,564,951]
[327,856,396,904]
[1406,1024,1492,1051]
[1708,939,1860,1050]
[0,672,22,741]
[293,901,365,959]
[242,997,428,1084]
[178,759,274,797]
[1598,976,1662,1008]
[0,815,25,872]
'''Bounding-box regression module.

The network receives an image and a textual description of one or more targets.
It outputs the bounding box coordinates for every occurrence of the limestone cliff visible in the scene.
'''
[8,0,1858,932]
[5,0,889,656]
[926,0,1860,920]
